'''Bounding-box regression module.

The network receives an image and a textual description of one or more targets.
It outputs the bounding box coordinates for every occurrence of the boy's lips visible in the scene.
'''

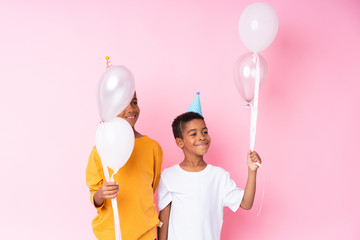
[125,115,137,120]
[195,142,208,147]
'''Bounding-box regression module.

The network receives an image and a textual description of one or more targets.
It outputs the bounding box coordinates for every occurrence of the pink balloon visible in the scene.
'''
[98,65,135,122]
[234,52,267,103]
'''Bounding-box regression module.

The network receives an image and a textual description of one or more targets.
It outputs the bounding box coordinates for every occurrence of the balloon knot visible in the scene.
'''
[106,56,112,68]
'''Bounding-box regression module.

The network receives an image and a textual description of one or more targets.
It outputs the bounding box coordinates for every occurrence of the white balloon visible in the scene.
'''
[239,3,278,52]
[96,117,135,172]
[98,65,135,122]
[234,52,267,103]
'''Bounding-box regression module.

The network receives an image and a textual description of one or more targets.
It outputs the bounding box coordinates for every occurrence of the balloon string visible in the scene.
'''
[111,192,122,240]
[250,53,264,216]
[110,169,121,239]
[110,169,119,182]
[250,53,260,151]
[256,164,265,216]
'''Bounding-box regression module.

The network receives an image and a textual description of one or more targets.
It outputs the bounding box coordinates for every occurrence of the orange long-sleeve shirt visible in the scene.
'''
[86,135,163,240]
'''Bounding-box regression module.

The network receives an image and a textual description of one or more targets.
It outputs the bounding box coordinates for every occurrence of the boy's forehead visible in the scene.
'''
[183,119,207,130]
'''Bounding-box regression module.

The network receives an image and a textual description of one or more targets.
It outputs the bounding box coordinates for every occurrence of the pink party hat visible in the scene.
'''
[105,56,112,68]
[186,92,202,115]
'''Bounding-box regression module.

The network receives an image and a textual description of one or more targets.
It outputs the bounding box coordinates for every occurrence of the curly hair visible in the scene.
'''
[171,112,204,139]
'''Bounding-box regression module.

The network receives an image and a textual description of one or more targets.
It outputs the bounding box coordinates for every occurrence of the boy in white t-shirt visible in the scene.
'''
[158,112,262,240]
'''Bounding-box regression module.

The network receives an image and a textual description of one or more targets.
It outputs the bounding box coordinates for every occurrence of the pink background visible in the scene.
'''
[1,0,359,239]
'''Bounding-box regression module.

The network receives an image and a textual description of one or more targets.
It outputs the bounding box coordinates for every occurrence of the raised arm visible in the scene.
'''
[240,150,261,210]
[158,202,171,240]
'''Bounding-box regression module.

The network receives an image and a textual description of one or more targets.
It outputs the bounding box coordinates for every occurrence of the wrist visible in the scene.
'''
[94,191,104,207]
[248,167,257,175]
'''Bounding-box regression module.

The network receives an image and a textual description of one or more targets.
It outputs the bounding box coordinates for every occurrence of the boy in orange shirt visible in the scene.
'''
[86,93,163,240]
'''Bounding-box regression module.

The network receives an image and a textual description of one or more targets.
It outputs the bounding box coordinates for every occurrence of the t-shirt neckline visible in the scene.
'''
[176,164,211,175]
[135,135,148,142]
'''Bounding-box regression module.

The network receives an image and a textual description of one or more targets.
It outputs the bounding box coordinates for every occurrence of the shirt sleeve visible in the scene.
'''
[157,176,172,211]
[152,141,163,192]
[86,146,105,209]
[223,171,244,212]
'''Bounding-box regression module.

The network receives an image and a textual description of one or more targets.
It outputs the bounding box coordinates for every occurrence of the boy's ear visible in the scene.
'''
[175,138,184,148]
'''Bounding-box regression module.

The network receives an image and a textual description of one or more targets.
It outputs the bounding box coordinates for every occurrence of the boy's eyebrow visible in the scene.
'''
[187,127,207,134]
[187,129,196,133]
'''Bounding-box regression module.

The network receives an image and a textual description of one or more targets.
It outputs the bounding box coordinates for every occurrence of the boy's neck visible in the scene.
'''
[179,155,207,172]
[133,128,144,138]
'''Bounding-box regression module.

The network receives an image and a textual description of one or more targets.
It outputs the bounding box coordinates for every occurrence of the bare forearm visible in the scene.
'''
[240,169,257,210]
[158,203,171,240]
[158,222,168,240]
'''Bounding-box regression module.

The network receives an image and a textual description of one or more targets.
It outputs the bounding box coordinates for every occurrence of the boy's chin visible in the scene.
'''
[125,120,137,127]
[197,150,209,156]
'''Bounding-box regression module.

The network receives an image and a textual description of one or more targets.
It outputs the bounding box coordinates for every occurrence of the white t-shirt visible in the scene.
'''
[158,164,244,240]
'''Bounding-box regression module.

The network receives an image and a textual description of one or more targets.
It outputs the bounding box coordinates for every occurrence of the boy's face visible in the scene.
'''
[117,92,139,128]
[177,119,211,156]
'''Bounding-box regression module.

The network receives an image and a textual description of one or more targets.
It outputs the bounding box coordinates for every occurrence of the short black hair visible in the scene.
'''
[172,112,204,139]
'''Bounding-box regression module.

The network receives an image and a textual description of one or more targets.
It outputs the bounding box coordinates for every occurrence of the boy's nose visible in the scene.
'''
[126,106,136,112]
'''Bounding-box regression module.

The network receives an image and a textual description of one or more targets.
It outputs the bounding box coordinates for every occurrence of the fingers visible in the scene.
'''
[106,192,119,199]
[249,150,262,164]
[100,182,120,199]
[103,181,119,189]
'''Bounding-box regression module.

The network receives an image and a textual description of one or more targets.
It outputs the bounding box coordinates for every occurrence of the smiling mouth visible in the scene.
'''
[196,142,208,147]
[125,115,137,120]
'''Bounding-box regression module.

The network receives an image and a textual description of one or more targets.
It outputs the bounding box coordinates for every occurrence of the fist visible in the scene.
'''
[100,181,119,199]
[94,181,119,207]
[247,150,262,171]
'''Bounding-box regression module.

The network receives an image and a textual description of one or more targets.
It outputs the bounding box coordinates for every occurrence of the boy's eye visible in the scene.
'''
[132,101,137,105]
